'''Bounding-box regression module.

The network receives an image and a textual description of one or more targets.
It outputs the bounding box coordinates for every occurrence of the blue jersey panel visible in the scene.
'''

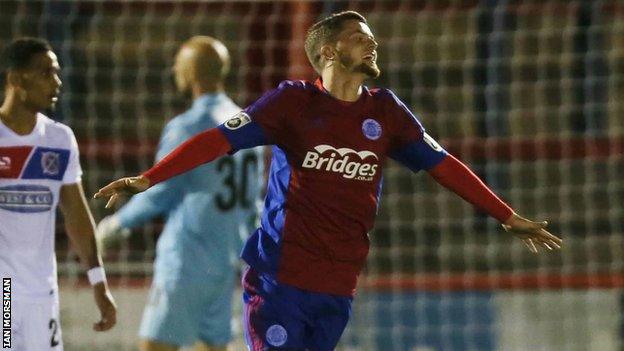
[217,118,267,152]
[390,134,448,172]
[241,145,290,276]
[21,147,70,181]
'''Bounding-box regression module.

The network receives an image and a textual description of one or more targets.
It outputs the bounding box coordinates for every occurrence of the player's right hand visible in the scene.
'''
[93,175,150,209]
[96,215,131,252]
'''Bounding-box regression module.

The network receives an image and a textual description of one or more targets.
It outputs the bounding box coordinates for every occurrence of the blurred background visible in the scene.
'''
[1,0,623,350]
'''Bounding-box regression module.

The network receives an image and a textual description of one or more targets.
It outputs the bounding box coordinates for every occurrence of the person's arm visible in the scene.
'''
[385,88,561,253]
[428,154,514,223]
[427,154,561,253]
[97,121,192,245]
[94,81,300,208]
[115,182,183,227]
[392,133,561,253]
[94,127,232,208]
[59,183,117,331]
[96,181,185,248]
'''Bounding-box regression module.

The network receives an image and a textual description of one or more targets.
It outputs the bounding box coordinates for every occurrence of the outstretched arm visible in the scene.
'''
[385,89,561,254]
[94,127,231,208]
[96,121,197,249]
[428,154,562,253]
[391,132,562,254]
[95,82,298,208]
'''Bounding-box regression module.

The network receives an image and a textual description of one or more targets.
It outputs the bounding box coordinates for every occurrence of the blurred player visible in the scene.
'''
[0,37,116,351]
[95,11,562,351]
[95,36,263,351]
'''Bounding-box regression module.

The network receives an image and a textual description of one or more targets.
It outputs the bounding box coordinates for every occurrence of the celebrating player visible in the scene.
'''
[95,36,264,351]
[95,11,562,351]
[0,37,116,350]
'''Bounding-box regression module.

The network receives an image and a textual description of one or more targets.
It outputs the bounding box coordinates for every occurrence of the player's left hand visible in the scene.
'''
[92,283,117,331]
[502,213,562,254]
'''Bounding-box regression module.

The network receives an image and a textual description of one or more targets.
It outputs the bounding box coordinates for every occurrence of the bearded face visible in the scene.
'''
[354,58,381,78]
[332,21,381,79]
[335,50,380,78]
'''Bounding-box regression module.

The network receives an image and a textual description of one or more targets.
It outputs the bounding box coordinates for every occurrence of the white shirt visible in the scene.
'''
[0,113,82,298]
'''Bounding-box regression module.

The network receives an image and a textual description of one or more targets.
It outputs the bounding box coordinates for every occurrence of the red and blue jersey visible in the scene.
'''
[218,79,448,296]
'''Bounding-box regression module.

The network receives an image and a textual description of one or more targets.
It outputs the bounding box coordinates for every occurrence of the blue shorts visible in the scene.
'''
[242,267,352,351]
[139,275,235,347]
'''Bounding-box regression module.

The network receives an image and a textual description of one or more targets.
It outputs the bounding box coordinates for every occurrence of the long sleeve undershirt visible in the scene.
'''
[143,128,231,185]
[428,154,514,223]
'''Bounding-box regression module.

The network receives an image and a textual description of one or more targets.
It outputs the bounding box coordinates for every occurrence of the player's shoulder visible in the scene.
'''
[166,110,191,129]
[368,88,424,127]
[167,108,213,133]
[211,97,243,125]
[38,113,76,139]
[277,79,312,90]
[369,87,403,105]
[160,112,195,143]
[275,79,316,97]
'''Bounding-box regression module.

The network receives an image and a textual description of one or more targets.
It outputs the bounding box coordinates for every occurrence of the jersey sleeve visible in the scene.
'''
[385,90,448,172]
[62,128,83,184]
[217,80,301,152]
[428,155,514,222]
[391,132,449,172]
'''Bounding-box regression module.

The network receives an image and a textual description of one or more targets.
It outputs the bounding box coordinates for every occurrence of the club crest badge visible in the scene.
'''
[266,324,287,347]
[41,151,60,176]
[224,112,251,130]
[362,118,382,140]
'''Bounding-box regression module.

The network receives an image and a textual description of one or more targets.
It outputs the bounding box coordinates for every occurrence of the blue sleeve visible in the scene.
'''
[117,122,189,229]
[117,182,181,229]
[390,132,449,172]
[217,112,268,152]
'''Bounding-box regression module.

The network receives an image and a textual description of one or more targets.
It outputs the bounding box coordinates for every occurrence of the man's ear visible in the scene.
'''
[6,70,23,88]
[6,70,28,101]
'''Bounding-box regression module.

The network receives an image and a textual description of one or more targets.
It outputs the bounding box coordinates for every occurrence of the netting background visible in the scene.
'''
[1,1,623,350]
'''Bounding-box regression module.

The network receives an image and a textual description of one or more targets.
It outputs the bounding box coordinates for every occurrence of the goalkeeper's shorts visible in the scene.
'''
[242,267,352,351]
[139,275,235,347]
